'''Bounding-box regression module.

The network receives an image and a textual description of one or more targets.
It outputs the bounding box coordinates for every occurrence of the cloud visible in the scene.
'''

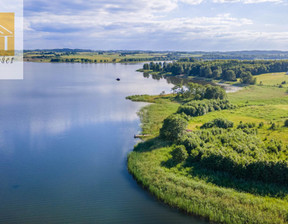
[179,0,204,4]
[212,0,283,3]
[24,0,288,50]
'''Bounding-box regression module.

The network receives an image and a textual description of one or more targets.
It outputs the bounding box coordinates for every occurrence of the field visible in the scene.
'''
[256,72,288,86]
[24,50,180,63]
[127,72,288,224]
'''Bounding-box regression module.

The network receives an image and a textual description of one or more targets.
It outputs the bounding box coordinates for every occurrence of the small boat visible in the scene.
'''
[116,78,120,81]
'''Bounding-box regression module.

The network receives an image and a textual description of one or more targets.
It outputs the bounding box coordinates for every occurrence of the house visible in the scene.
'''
[0,24,13,51]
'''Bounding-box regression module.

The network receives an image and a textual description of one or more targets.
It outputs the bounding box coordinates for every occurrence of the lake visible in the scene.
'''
[0,63,206,224]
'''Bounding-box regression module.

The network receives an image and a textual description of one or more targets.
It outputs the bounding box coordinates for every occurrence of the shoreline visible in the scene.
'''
[126,76,288,224]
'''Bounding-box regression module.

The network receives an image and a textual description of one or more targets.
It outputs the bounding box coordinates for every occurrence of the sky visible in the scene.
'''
[24,0,288,51]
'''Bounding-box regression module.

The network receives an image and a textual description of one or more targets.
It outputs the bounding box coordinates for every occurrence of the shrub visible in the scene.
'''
[284,119,288,127]
[178,128,288,185]
[269,123,276,130]
[171,145,188,163]
[258,122,264,128]
[201,118,234,129]
[160,114,188,141]
[177,99,235,117]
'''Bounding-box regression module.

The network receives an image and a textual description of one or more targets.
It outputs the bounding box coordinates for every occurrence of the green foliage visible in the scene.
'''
[258,122,264,128]
[180,127,288,186]
[270,123,277,130]
[224,70,236,81]
[240,71,257,84]
[237,122,258,134]
[128,138,288,224]
[201,118,234,129]
[173,82,227,101]
[171,145,188,163]
[128,80,288,224]
[126,94,155,102]
[144,59,288,83]
[204,85,226,100]
[178,99,235,117]
[160,114,188,141]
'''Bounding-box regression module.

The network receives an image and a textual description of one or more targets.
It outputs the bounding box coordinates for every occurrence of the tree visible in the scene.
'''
[171,64,184,75]
[224,70,236,81]
[212,67,222,79]
[201,118,234,129]
[240,71,256,85]
[204,85,226,100]
[171,145,188,163]
[160,114,188,141]
[204,66,213,78]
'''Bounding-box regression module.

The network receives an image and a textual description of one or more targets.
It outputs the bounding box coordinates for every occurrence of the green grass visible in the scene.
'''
[256,72,288,86]
[127,80,288,224]
[136,99,179,137]
[24,51,170,63]
[186,105,288,142]
[228,85,288,105]
[128,138,288,224]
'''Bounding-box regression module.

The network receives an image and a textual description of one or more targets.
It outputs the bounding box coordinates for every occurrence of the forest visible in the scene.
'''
[142,59,288,84]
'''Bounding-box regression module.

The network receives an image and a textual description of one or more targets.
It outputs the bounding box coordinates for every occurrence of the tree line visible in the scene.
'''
[160,116,288,186]
[143,59,288,84]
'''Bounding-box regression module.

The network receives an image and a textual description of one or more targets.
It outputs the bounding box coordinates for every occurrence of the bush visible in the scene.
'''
[171,145,188,163]
[269,123,276,130]
[181,128,288,186]
[201,118,234,129]
[284,119,288,127]
[177,99,235,117]
[178,128,288,185]
[204,85,226,100]
[160,114,188,141]
[258,122,264,128]
[240,71,256,85]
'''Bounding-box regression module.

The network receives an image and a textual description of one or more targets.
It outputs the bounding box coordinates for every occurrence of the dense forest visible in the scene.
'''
[143,59,288,84]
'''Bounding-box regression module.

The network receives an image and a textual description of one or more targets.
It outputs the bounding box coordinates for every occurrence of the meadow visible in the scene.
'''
[127,72,288,224]
[24,50,175,63]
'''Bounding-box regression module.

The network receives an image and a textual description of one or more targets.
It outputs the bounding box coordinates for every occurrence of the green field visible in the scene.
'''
[24,50,174,63]
[127,72,288,224]
[256,72,288,86]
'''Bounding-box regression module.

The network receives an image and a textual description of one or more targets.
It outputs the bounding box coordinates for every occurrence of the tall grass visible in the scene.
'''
[128,80,288,224]
[128,139,288,224]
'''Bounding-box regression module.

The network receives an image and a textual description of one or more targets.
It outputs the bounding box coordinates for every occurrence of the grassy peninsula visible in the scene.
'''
[127,67,288,224]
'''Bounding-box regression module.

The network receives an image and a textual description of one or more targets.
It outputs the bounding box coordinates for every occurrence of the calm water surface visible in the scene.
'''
[0,63,206,224]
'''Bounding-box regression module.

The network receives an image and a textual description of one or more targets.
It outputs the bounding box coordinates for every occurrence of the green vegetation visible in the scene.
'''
[24,49,288,63]
[142,59,288,83]
[200,118,234,129]
[127,71,288,224]
[178,99,235,117]
[171,145,188,163]
[159,114,189,141]
[24,50,176,63]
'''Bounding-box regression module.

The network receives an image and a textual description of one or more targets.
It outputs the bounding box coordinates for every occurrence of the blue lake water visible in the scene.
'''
[0,63,206,223]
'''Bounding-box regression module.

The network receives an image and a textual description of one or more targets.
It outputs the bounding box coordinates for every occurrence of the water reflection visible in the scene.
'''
[0,63,206,224]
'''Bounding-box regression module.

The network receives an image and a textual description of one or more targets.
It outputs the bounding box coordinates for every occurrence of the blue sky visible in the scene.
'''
[24,0,288,51]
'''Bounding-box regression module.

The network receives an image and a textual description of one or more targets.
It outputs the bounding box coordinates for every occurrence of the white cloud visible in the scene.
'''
[213,0,283,4]
[24,0,288,50]
[179,0,204,5]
